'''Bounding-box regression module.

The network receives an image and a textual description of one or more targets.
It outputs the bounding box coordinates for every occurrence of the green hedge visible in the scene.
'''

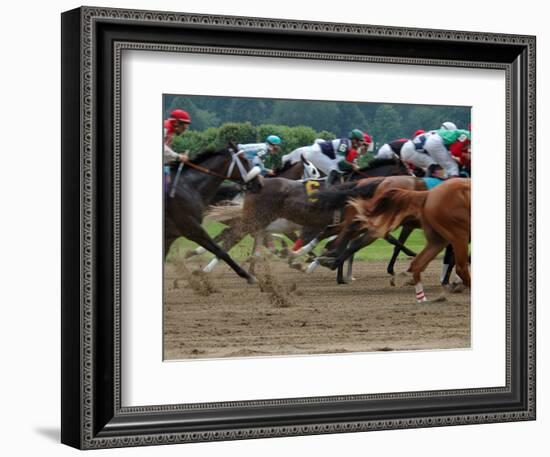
[170,122,336,168]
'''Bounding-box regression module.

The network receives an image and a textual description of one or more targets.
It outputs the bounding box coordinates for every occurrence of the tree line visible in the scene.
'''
[164,94,471,148]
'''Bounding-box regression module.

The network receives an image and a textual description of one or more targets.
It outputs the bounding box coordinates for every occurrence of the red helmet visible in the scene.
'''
[363,133,372,144]
[170,109,192,124]
[413,129,425,138]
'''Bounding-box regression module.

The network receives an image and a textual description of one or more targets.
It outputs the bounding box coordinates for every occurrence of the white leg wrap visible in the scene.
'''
[306,259,320,274]
[203,257,219,273]
[415,282,427,302]
[194,246,206,255]
[295,238,318,256]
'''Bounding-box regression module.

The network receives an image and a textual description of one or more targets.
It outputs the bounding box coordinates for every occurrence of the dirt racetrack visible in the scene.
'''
[163,257,470,360]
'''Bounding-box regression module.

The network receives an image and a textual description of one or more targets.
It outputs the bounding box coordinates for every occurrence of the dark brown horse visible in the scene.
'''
[165,144,258,283]
[352,178,471,302]
[209,158,411,275]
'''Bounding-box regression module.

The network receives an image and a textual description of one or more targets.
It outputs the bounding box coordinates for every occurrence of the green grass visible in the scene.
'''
[167,221,430,262]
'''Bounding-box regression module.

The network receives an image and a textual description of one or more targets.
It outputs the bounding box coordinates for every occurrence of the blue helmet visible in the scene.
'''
[266,135,282,146]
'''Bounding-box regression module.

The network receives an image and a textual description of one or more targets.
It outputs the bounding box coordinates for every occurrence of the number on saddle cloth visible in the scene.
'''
[304,180,321,202]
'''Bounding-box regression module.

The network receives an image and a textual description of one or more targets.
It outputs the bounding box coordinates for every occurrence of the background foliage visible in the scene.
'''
[165,94,471,167]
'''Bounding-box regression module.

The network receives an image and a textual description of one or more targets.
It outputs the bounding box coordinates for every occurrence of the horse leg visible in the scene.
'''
[346,254,355,282]
[183,217,256,284]
[336,254,355,284]
[318,223,363,270]
[386,225,414,279]
[406,228,447,302]
[441,244,455,285]
[331,233,375,285]
[451,240,471,289]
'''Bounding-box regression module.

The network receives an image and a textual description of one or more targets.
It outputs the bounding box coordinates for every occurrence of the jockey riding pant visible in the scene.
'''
[423,134,459,177]
[400,140,437,171]
[375,143,397,160]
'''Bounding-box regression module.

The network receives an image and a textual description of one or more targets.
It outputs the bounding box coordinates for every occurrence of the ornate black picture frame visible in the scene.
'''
[61,6,536,449]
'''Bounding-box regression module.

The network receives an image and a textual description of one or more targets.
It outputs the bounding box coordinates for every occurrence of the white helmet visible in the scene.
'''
[441,121,458,131]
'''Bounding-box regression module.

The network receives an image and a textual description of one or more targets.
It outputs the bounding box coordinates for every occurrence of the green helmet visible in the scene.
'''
[349,129,364,141]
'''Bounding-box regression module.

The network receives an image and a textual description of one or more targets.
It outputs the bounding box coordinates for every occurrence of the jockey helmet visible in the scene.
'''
[413,129,425,138]
[170,109,192,124]
[440,121,457,131]
[266,135,282,145]
[349,129,364,141]
[363,133,372,144]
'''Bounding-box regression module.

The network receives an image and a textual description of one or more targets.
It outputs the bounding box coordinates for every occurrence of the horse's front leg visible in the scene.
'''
[182,216,256,284]
[386,224,415,278]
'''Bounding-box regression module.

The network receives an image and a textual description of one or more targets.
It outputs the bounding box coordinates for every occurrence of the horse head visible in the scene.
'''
[301,154,321,180]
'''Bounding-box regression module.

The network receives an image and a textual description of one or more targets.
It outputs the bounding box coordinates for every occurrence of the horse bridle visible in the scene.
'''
[181,149,250,183]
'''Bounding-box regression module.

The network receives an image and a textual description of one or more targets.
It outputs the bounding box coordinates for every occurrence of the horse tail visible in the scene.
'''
[313,178,384,210]
[205,201,243,223]
[351,188,428,235]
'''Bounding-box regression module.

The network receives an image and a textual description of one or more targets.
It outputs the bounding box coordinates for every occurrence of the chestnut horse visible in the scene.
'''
[351,178,471,302]
[310,176,424,280]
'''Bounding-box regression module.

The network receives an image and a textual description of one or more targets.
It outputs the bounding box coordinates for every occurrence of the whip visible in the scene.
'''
[169,162,184,198]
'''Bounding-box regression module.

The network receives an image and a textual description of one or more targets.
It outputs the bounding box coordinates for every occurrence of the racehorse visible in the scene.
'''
[351,178,471,302]
[185,154,320,267]
[165,143,258,284]
[208,158,412,280]
[272,154,322,180]
[311,175,427,279]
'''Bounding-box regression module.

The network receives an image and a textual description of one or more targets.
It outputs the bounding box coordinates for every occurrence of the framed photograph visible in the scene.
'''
[61,6,536,449]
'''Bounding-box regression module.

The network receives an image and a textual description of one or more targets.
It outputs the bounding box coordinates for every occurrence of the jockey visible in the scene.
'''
[423,127,471,177]
[238,135,282,176]
[305,129,366,184]
[347,132,373,164]
[399,129,439,175]
[163,109,192,164]
[375,137,409,160]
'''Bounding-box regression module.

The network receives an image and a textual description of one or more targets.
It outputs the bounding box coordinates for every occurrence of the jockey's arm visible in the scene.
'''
[164,144,189,164]
[337,159,356,172]
[164,144,179,163]
[251,155,271,176]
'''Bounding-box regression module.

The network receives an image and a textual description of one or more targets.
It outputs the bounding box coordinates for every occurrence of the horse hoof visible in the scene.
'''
[449,282,465,294]
[289,262,305,272]
[247,275,258,285]
[394,272,412,288]
[389,276,395,287]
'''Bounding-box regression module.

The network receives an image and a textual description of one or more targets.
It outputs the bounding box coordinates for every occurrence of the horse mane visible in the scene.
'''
[361,158,401,170]
[312,178,384,210]
[354,188,427,235]
[274,160,296,174]
[189,144,234,165]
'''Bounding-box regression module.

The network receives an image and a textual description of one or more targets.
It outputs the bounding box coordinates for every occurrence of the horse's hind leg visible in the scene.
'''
[451,240,470,288]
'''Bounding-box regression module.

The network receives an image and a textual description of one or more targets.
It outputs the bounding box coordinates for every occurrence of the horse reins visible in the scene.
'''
[183,160,236,181]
